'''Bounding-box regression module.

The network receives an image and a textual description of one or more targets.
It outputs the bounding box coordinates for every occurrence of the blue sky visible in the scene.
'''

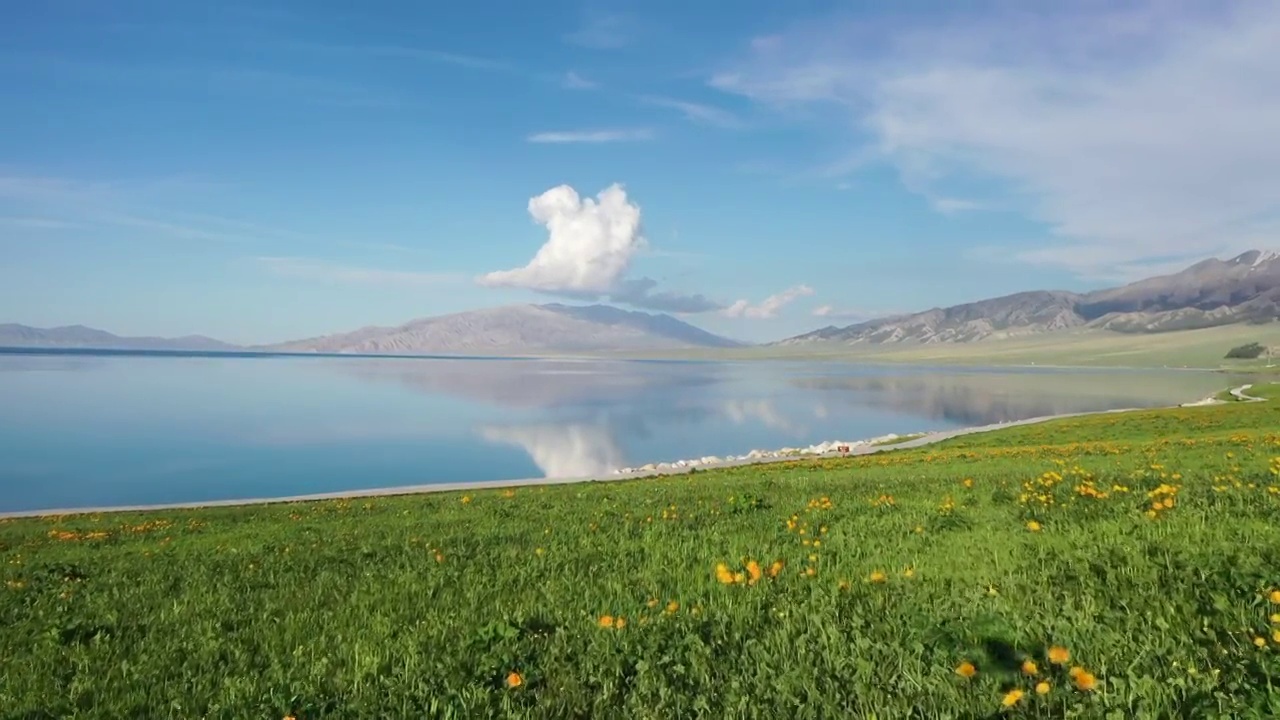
[2,0,1277,344]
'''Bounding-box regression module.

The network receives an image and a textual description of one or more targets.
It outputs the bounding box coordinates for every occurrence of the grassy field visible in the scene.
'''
[3,386,1280,718]
[641,323,1280,370]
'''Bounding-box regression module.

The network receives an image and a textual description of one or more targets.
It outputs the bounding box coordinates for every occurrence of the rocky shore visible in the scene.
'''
[612,433,911,475]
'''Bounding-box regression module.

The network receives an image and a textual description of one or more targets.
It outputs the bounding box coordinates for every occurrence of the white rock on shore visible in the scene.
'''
[612,433,907,475]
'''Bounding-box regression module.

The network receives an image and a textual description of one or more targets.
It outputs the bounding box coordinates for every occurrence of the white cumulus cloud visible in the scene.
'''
[723,285,814,319]
[479,184,720,313]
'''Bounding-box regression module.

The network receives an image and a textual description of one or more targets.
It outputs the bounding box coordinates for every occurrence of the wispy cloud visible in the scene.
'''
[0,171,391,251]
[0,215,83,230]
[812,305,902,322]
[636,95,743,129]
[282,40,513,73]
[527,128,654,144]
[711,3,1280,277]
[562,71,598,89]
[564,12,635,49]
[16,53,404,109]
[256,256,463,286]
[723,285,814,319]
[205,68,400,108]
[0,174,254,243]
[931,197,984,214]
[103,214,259,244]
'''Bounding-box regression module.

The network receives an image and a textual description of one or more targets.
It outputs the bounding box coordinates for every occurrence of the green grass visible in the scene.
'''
[3,384,1280,718]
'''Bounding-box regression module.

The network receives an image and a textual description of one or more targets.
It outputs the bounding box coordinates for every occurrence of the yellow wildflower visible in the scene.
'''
[505,671,523,688]
[1035,681,1050,695]
[715,563,735,584]
[598,614,615,629]
[1026,520,1041,532]
[1048,646,1070,664]
[1073,671,1098,691]
[1001,688,1024,707]
[869,570,887,584]
[956,661,977,678]
[1021,659,1038,676]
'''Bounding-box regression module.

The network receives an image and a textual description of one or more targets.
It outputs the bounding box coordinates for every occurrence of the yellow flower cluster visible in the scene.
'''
[806,496,835,511]
[966,645,1098,710]
[786,509,829,547]
[1145,483,1179,519]
[1019,470,1063,509]
[715,558,782,585]
[597,614,627,629]
[870,493,896,508]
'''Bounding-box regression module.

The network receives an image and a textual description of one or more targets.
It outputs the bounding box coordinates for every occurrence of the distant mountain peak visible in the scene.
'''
[1231,249,1280,267]
[269,302,742,355]
[776,249,1280,346]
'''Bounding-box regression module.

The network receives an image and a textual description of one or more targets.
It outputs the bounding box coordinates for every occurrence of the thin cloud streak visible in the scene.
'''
[564,12,634,49]
[562,71,598,89]
[281,40,514,73]
[527,129,655,144]
[256,256,464,286]
[0,215,84,230]
[635,95,743,129]
[723,285,815,319]
[0,171,426,253]
[812,305,904,322]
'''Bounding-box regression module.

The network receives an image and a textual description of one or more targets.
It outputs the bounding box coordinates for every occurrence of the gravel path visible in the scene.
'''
[1231,384,1265,402]
[0,385,1259,519]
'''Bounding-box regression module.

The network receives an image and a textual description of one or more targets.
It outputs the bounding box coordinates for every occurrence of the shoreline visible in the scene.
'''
[2,344,1268,374]
[1,387,1246,520]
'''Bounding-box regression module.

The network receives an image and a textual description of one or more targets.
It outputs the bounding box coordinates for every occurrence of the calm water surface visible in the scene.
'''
[0,352,1232,512]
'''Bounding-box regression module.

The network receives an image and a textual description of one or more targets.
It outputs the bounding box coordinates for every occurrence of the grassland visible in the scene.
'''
[642,322,1280,371]
[3,386,1280,718]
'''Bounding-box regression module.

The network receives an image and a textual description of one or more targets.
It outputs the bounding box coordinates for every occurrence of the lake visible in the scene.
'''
[0,351,1236,513]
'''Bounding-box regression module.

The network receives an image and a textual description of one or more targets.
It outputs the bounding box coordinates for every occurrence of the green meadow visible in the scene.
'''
[2,384,1280,718]
[639,323,1280,371]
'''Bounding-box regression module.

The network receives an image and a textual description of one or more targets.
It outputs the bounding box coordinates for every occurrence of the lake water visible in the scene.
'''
[0,351,1234,513]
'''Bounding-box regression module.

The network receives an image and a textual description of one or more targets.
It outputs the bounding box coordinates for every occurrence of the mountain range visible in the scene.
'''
[776,250,1280,346]
[3,250,1279,354]
[0,304,742,354]
[0,324,239,352]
